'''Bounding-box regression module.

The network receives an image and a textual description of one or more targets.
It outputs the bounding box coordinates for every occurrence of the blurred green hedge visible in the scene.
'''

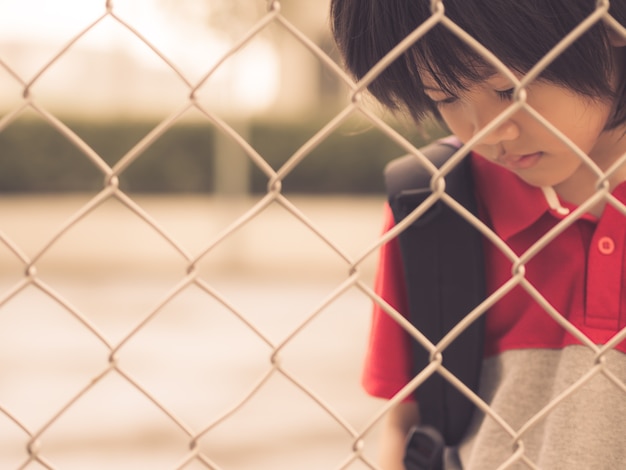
[0,117,443,194]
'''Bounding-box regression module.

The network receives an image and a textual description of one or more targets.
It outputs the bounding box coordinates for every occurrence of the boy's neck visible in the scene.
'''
[554,126,626,217]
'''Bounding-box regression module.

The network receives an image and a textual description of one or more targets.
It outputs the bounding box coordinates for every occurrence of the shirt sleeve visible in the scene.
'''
[361,202,414,399]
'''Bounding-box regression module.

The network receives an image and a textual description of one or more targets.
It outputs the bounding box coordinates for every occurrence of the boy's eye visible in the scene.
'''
[432,95,459,107]
[496,88,515,101]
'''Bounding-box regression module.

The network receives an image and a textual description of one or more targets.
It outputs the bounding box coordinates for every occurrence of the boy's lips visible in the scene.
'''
[496,151,543,170]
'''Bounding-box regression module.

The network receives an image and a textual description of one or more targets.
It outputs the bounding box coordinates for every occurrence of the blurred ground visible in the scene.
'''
[0,194,388,470]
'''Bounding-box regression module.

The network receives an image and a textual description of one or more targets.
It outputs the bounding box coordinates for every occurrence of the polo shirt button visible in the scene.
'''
[598,236,615,255]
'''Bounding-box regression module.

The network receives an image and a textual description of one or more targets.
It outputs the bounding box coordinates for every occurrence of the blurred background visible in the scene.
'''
[0,1,440,468]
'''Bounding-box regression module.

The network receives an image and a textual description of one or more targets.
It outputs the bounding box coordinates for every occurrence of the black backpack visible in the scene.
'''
[384,138,486,469]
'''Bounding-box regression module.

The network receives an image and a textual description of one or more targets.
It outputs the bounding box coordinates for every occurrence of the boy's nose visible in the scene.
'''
[475,118,520,146]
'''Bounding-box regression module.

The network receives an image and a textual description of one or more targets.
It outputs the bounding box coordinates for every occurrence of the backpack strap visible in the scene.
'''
[385,137,486,446]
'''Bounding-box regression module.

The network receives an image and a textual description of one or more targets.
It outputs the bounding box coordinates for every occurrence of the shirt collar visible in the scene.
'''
[471,153,562,241]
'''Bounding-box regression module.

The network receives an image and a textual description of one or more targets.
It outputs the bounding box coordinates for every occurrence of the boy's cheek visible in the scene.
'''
[439,112,468,140]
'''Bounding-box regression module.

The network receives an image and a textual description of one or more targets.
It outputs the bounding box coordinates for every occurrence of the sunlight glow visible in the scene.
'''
[0,0,281,118]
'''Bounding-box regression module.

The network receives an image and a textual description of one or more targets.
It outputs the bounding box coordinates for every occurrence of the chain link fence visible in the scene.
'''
[1,0,625,469]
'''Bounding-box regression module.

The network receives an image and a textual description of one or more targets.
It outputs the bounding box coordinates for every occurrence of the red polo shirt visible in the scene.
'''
[363,153,626,399]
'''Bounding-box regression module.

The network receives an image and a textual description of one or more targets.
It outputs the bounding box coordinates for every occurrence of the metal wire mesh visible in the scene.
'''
[1,0,625,469]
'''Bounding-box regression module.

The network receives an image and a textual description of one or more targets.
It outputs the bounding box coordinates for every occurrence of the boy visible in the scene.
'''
[331,1,626,468]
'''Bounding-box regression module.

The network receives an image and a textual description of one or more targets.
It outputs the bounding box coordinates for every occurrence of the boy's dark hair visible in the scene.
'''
[330,0,626,129]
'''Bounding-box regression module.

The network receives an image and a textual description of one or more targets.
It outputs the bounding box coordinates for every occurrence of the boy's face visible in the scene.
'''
[422,72,619,192]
